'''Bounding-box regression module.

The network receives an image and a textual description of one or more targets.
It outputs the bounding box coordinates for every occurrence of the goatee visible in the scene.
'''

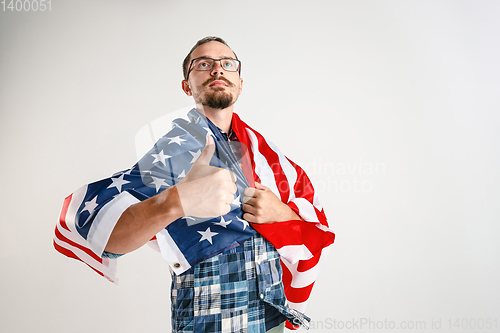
[203,88,234,109]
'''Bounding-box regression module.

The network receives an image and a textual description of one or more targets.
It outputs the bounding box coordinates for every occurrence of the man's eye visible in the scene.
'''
[198,62,210,68]
[222,61,234,68]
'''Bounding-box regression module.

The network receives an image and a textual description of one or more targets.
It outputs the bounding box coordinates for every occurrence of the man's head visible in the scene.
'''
[182,36,239,80]
[182,37,243,110]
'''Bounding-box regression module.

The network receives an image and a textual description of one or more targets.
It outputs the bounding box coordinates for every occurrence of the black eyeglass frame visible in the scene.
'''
[186,57,241,80]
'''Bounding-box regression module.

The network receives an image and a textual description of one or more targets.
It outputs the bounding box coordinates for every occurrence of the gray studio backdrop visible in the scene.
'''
[1,1,499,332]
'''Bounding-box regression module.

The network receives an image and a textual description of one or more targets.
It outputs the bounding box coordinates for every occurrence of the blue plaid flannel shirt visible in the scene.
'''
[170,233,310,332]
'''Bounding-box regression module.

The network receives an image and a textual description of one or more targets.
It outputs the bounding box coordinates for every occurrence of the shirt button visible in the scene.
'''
[260,293,264,299]
[173,262,181,269]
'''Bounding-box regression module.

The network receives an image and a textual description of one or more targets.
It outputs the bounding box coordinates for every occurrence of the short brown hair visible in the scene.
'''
[182,36,238,80]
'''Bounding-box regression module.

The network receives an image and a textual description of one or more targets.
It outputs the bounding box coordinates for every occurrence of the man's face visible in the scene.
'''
[182,41,243,110]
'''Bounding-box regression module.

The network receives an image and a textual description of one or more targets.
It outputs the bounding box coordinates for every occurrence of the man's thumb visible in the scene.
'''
[195,136,216,165]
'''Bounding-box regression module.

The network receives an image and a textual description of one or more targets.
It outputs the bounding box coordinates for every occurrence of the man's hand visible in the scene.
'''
[242,182,303,224]
[176,136,237,218]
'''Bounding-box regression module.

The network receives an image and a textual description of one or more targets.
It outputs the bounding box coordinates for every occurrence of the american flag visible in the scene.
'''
[54,109,335,329]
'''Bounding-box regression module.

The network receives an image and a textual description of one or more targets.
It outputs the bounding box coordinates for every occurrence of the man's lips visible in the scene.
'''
[209,80,228,87]
[203,77,234,88]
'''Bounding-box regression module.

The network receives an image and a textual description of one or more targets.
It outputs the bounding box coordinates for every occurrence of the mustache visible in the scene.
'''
[202,76,235,87]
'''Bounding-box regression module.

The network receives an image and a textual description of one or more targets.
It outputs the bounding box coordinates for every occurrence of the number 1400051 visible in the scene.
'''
[1,0,51,11]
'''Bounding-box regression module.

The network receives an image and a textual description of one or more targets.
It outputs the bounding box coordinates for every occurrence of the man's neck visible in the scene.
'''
[197,104,233,133]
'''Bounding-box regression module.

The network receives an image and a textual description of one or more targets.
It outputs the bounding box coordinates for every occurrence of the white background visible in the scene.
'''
[1,1,499,332]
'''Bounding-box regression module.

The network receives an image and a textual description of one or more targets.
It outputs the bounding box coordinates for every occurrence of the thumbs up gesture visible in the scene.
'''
[176,136,237,218]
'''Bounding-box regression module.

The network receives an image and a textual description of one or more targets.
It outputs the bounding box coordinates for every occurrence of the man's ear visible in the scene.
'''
[239,78,243,94]
[182,80,192,96]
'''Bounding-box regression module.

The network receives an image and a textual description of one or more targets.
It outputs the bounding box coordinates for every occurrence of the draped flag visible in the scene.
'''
[54,109,335,329]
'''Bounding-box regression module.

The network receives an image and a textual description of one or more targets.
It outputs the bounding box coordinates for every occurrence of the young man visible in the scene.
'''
[54,37,334,333]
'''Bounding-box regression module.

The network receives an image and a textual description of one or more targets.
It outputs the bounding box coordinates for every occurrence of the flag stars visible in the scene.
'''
[203,127,214,136]
[198,227,218,244]
[177,170,186,179]
[107,174,131,193]
[237,216,249,230]
[231,195,241,207]
[151,150,170,166]
[189,149,202,164]
[213,216,232,228]
[168,136,186,146]
[82,196,98,214]
[149,176,169,192]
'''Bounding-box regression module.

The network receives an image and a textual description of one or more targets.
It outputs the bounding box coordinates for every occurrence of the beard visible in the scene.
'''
[202,88,235,109]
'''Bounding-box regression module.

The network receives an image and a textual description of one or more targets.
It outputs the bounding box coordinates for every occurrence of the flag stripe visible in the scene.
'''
[245,127,291,203]
[53,241,104,277]
[281,247,330,288]
[54,226,102,262]
[268,141,298,203]
[281,265,315,303]
[58,194,72,232]
[245,128,280,197]
[290,198,320,223]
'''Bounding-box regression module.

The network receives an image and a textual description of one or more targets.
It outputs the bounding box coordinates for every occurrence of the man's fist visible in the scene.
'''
[242,182,303,224]
[176,136,237,219]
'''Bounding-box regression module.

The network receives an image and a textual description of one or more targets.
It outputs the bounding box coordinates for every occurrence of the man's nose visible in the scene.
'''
[210,61,224,76]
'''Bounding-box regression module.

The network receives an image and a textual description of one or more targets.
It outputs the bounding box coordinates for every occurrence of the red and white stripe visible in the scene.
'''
[53,185,118,283]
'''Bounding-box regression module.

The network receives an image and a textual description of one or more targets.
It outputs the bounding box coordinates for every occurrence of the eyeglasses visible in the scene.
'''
[187,57,241,79]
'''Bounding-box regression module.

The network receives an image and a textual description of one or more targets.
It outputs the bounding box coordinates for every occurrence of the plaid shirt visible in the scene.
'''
[170,233,310,332]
